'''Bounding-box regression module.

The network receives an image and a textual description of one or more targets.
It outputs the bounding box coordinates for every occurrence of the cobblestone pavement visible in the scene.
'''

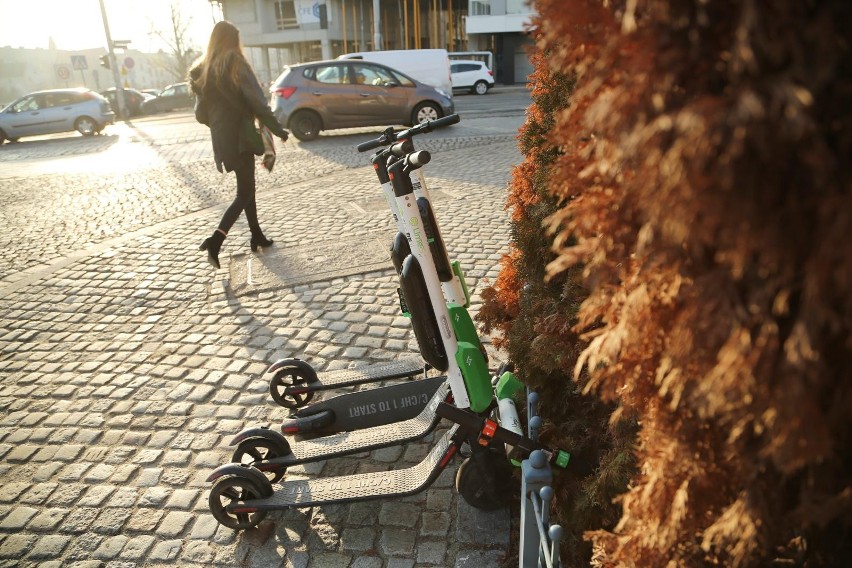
[0,111,524,567]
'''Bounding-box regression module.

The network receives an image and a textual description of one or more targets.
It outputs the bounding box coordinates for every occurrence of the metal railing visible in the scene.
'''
[519,390,563,568]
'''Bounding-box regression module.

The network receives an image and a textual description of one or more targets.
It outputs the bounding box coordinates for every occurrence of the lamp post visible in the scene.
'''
[373,0,382,50]
[98,0,126,118]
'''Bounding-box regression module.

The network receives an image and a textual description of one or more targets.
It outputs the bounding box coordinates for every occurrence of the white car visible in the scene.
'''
[450,60,494,95]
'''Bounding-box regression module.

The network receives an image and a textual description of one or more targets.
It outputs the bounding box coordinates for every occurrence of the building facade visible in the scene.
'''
[216,0,535,85]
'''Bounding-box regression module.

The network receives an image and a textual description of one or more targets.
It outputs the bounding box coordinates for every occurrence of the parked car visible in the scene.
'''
[0,88,114,144]
[270,59,455,141]
[450,60,494,95]
[140,88,161,98]
[141,82,194,114]
[100,87,151,117]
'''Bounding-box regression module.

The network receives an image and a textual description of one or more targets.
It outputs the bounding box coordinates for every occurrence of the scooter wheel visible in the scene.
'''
[455,451,515,511]
[269,361,319,409]
[232,437,291,484]
[208,475,269,530]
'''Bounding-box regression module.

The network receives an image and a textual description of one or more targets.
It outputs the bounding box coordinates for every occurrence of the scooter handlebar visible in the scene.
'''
[357,114,460,152]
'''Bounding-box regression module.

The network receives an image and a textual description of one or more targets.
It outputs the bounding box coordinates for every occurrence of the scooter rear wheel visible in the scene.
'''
[208,475,269,530]
[269,361,319,409]
[232,437,291,484]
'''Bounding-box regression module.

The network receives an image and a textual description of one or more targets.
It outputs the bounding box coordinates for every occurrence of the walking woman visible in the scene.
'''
[189,20,289,269]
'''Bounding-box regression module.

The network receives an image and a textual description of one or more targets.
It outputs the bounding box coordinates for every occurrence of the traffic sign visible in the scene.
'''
[55,64,72,80]
[124,56,135,69]
[71,55,88,70]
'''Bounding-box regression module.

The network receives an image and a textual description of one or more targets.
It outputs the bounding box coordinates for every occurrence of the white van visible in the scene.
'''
[338,49,453,98]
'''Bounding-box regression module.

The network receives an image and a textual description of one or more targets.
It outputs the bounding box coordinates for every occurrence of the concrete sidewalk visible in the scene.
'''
[0,130,521,567]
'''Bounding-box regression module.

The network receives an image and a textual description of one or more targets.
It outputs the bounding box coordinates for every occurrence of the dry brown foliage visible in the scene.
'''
[532,0,852,565]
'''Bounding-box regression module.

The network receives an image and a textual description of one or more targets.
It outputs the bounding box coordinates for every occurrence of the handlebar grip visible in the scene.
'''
[390,138,414,157]
[430,114,460,129]
[357,138,384,153]
[408,150,431,168]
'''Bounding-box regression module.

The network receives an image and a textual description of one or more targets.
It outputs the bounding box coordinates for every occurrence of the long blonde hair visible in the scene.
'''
[192,21,248,93]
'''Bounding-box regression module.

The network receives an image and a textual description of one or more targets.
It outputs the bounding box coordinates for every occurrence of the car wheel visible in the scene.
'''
[412,102,441,125]
[289,110,321,141]
[473,81,489,95]
[75,116,97,136]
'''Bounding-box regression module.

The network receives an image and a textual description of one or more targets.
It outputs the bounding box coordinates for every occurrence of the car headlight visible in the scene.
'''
[436,88,450,100]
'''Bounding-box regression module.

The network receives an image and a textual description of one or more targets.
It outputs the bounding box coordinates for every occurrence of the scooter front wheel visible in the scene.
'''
[208,475,269,530]
[269,361,319,409]
[232,437,291,484]
[455,451,515,510]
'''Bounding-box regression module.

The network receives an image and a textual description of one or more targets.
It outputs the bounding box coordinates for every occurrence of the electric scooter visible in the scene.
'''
[205,116,572,529]
[269,115,471,436]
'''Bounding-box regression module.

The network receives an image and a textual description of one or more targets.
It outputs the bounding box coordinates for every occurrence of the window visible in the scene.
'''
[352,64,398,86]
[11,95,41,112]
[311,64,348,84]
[470,1,491,16]
[274,1,298,30]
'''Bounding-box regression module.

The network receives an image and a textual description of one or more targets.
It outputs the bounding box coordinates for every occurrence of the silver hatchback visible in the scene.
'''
[0,88,115,144]
[270,60,455,141]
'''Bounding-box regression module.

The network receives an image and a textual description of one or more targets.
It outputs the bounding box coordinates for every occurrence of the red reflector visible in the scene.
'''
[275,86,297,99]
[488,70,493,76]
[282,426,299,434]
[439,445,458,468]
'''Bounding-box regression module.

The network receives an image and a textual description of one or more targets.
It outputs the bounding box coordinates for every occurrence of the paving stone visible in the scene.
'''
[92,535,129,559]
[417,541,448,565]
[455,500,510,546]
[28,534,71,559]
[0,506,38,529]
[59,507,98,533]
[350,557,383,568]
[156,511,194,538]
[340,527,376,552]
[378,502,421,528]
[378,528,416,556]
[119,535,156,560]
[454,549,507,567]
[148,539,183,561]
[125,508,164,532]
[28,508,68,532]
[0,534,35,559]
[421,511,451,537]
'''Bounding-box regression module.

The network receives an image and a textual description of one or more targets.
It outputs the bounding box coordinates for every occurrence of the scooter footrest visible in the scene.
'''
[249,426,458,510]
[314,357,427,387]
[275,381,450,465]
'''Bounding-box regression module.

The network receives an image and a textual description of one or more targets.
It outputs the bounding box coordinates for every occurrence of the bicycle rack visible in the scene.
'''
[519,390,564,568]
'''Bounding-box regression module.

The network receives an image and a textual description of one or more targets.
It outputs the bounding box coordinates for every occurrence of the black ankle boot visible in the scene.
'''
[250,232,274,252]
[199,230,226,269]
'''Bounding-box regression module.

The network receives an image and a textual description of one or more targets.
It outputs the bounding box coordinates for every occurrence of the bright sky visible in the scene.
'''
[0,0,221,53]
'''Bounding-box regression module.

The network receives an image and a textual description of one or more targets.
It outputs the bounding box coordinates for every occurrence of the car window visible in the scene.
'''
[44,92,80,107]
[175,84,188,96]
[11,95,41,112]
[352,64,398,87]
[312,64,348,84]
[381,68,415,88]
[161,87,175,97]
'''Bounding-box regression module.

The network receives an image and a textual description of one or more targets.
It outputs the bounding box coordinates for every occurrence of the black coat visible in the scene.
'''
[189,60,288,173]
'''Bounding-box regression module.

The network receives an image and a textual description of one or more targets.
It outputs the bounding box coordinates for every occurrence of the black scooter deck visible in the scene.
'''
[238,425,459,511]
[286,375,446,434]
[266,380,450,469]
[308,357,428,392]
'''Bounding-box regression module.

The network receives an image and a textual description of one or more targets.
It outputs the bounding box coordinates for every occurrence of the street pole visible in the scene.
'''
[373,0,382,51]
[98,0,126,118]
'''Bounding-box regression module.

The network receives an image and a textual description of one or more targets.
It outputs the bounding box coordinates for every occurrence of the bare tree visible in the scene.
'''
[148,2,202,81]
